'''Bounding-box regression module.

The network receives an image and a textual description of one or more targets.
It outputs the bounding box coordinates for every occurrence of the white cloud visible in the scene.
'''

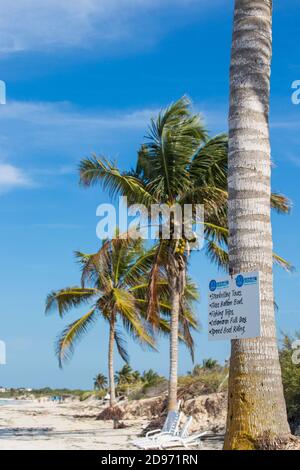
[0,98,226,193]
[0,0,216,54]
[0,100,158,128]
[0,100,159,160]
[0,163,32,192]
[0,100,161,192]
[0,99,225,159]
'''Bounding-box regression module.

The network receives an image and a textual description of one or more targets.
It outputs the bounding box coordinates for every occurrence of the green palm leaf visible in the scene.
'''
[113,287,156,349]
[139,97,207,202]
[56,308,98,367]
[189,133,228,189]
[79,156,153,205]
[45,287,98,318]
[205,240,229,271]
[114,329,130,364]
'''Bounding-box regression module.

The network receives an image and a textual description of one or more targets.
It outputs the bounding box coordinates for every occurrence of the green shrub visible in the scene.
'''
[280,334,300,433]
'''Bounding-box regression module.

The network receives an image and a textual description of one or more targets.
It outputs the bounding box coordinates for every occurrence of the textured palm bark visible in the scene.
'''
[108,317,116,408]
[168,258,185,412]
[168,271,180,412]
[224,0,290,449]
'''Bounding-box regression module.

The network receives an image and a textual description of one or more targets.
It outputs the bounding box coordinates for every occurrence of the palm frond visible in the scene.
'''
[184,278,200,303]
[45,287,98,318]
[112,237,144,286]
[271,193,292,214]
[79,156,153,205]
[122,246,157,288]
[146,241,168,327]
[77,242,113,290]
[273,253,294,272]
[190,133,228,189]
[138,96,207,202]
[114,329,130,364]
[204,222,229,245]
[179,314,195,362]
[205,240,229,271]
[56,308,98,367]
[113,288,156,349]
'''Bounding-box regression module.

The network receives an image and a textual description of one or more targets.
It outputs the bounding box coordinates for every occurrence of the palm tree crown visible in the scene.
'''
[46,236,158,406]
[79,96,291,272]
[94,373,108,391]
[46,236,154,367]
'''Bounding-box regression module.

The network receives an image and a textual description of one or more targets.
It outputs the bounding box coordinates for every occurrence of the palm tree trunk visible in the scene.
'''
[224,0,290,449]
[108,317,116,408]
[168,257,185,412]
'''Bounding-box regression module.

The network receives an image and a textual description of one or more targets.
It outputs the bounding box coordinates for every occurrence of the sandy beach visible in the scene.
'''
[0,399,223,450]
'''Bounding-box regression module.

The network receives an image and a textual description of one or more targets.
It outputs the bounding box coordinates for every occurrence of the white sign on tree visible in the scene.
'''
[208,271,261,341]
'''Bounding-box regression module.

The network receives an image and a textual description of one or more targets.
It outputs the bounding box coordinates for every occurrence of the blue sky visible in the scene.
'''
[0,0,299,389]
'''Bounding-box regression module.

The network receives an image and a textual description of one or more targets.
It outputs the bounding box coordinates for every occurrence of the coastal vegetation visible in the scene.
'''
[280,334,300,434]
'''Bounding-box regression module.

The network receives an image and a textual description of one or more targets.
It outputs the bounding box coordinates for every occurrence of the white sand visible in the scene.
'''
[0,399,145,450]
[0,399,223,450]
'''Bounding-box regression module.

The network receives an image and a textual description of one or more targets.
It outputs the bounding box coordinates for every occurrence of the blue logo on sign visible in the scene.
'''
[236,275,244,288]
[209,280,217,292]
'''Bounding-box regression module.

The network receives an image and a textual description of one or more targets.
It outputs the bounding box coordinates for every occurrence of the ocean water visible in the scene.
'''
[0,399,24,406]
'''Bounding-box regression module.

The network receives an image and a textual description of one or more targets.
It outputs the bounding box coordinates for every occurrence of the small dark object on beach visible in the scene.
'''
[97,405,124,421]
[114,421,127,429]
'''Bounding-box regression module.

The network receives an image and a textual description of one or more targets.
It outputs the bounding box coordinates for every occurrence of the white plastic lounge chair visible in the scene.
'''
[159,416,193,448]
[160,417,208,449]
[178,429,208,449]
[131,410,182,449]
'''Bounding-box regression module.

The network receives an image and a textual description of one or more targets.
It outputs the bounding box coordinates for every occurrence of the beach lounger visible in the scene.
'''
[160,417,208,449]
[131,410,182,449]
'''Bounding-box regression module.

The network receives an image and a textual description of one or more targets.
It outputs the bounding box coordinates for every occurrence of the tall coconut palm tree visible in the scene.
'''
[224,0,290,449]
[79,97,291,412]
[46,237,156,408]
[93,373,108,391]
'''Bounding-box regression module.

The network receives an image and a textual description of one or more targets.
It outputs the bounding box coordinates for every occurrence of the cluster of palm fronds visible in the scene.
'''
[46,96,292,411]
